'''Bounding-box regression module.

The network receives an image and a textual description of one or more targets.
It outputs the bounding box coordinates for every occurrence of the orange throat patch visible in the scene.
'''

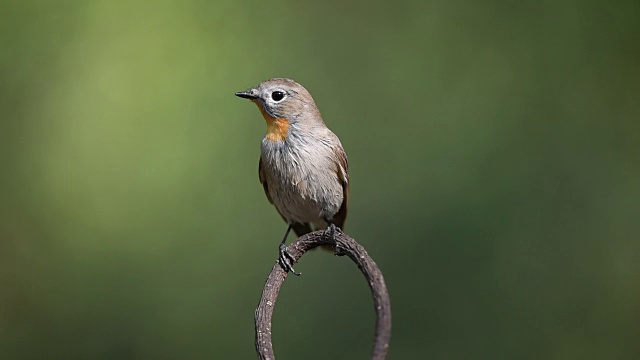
[253,100,290,142]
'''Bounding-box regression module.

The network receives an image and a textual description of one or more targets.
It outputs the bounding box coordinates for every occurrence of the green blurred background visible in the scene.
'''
[1,0,639,359]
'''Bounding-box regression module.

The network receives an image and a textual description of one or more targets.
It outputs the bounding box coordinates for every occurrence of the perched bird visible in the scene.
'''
[235,78,349,275]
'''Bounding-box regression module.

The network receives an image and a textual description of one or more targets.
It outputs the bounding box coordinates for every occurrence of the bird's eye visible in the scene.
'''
[271,91,285,102]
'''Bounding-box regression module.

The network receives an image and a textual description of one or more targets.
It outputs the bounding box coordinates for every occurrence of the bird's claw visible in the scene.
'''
[279,242,301,276]
[323,223,341,242]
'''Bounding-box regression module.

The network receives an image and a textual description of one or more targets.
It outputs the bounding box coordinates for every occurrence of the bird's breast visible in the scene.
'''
[260,139,342,222]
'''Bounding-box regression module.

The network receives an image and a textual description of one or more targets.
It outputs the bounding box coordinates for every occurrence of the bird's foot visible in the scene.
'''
[323,223,342,242]
[279,242,301,276]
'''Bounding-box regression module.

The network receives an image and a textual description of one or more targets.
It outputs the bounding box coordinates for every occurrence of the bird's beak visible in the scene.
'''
[235,89,258,99]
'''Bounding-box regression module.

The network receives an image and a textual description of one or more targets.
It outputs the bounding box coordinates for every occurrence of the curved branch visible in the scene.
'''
[255,230,392,360]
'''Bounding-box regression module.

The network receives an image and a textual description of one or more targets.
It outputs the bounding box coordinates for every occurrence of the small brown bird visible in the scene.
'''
[235,78,349,275]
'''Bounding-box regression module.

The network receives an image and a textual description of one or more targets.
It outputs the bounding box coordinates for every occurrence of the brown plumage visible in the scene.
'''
[236,78,349,274]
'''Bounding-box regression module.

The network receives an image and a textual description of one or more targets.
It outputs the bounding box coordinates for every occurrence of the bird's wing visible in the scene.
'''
[332,145,349,229]
[259,156,312,237]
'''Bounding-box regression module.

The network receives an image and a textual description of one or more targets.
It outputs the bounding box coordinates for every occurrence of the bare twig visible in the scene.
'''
[255,230,392,360]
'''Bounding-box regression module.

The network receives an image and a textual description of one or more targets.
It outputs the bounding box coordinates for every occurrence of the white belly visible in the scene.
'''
[261,140,343,225]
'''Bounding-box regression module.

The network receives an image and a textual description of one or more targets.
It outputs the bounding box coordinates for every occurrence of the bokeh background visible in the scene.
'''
[2,0,639,359]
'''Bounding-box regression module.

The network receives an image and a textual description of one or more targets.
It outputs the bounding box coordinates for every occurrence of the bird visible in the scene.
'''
[235,78,349,275]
